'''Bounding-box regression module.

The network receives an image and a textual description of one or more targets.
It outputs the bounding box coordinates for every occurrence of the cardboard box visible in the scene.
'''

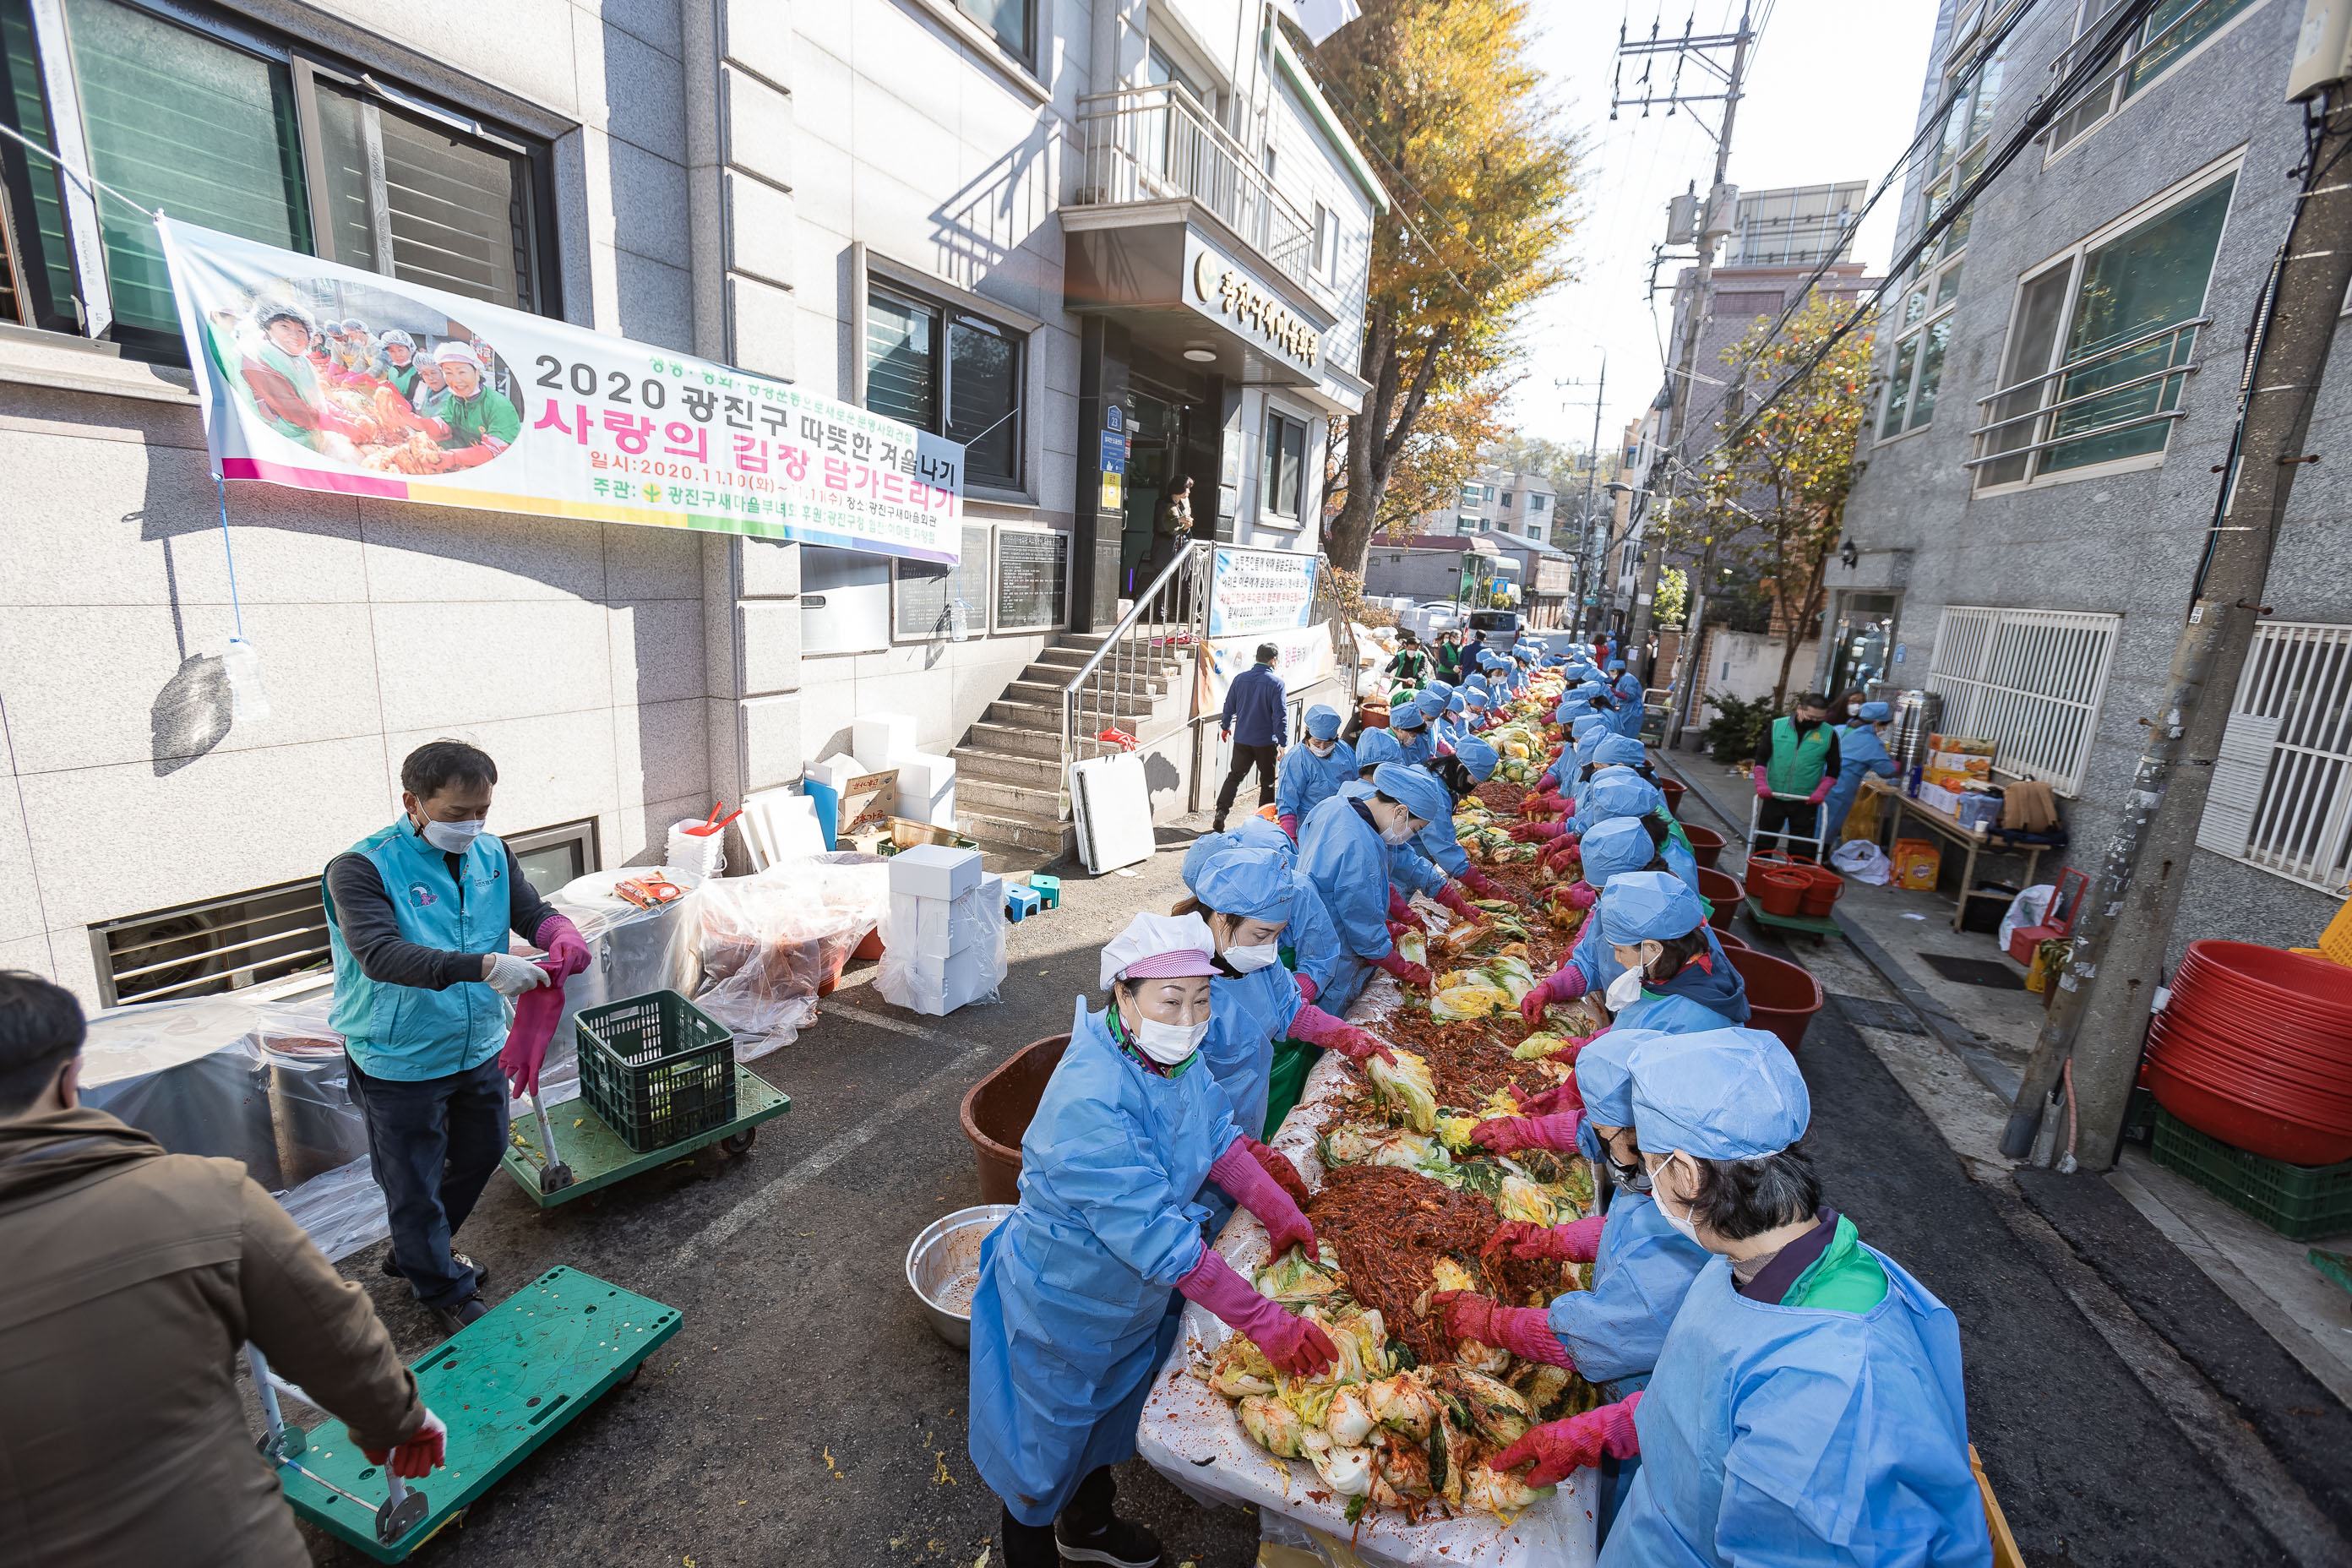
[888,842,983,901]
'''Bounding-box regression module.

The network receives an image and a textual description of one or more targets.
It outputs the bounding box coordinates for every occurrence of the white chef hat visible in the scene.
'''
[1097,912,1218,991]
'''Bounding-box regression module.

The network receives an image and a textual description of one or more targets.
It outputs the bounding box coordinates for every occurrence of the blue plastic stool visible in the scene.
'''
[1004,885,1042,923]
[1029,874,1062,910]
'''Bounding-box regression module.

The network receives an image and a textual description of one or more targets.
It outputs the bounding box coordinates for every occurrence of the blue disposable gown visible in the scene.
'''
[1202,961,1303,1144]
[1567,921,1747,1025]
[1297,787,1400,1007]
[1613,674,1647,737]
[1277,738,1358,825]
[1283,870,1349,1011]
[1356,724,1435,770]
[968,998,1241,1526]
[1821,721,1897,845]
[1599,1250,1990,1568]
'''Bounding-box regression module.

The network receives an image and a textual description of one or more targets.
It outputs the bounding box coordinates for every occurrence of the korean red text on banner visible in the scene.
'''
[155,218,962,563]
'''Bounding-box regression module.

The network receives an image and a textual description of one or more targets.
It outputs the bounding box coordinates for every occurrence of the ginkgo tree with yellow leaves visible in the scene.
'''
[1696,292,1876,709]
[1309,0,1582,574]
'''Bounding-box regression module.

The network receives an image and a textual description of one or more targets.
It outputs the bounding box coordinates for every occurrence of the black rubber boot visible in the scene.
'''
[999,1506,1059,1568]
[1054,1467,1161,1566]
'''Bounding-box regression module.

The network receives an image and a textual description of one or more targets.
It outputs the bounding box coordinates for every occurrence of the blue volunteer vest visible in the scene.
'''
[324,821,514,1081]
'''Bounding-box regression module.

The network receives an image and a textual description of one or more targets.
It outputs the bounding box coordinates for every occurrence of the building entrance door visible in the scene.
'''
[1120,390,1195,596]
[1827,591,1899,699]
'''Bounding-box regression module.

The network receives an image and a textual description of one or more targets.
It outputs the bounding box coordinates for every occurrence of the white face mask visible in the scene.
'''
[1380,815,1421,846]
[1652,1157,1702,1244]
[1604,964,1646,1011]
[419,817,484,854]
[1224,942,1281,974]
[1308,739,1336,757]
[1133,1015,1210,1064]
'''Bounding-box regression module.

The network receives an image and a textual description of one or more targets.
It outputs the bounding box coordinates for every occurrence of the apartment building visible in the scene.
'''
[1837,0,2349,947]
[0,0,1378,1005]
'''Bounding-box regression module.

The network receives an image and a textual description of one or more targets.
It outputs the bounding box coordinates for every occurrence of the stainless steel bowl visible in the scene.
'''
[906,1203,1010,1348]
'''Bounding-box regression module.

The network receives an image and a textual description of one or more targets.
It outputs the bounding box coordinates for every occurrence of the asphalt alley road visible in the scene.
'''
[293,825,1264,1568]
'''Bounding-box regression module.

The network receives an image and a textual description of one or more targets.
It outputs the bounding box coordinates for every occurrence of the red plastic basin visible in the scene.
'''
[959,1035,1070,1205]
[1716,928,1751,951]
[2150,1015,2352,1108]
[2143,1057,2352,1166]
[1725,946,1826,1054]
[2180,940,2352,1018]
[1696,868,1745,932]
[1658,778,1688,816]
[1684,824,1726,870]
[2164,993,2352,1064]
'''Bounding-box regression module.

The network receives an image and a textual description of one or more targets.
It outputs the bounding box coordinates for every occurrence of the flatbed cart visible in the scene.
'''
[250,1266,682,1561]
[502,1063,790,1207]
[1744,791,1839,945]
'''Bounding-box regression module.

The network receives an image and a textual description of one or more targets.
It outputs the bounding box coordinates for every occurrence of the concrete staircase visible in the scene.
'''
[951,629,1193,860]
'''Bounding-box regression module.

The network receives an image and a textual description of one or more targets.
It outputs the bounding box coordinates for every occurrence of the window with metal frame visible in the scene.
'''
[2196,622,2352,894]
[1969,168,2234,487]
[2045,0,2261,156]
[863,283,1025,490]
[958,0,1033,63]
[1924,606,2121,796]
[0,0,553,359]
[89,876,335,1008]
[1880,42,2002,441]
[1262,407,1306,517]
[503,818,601,900]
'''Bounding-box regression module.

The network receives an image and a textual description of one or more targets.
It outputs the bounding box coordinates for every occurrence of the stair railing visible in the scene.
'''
[1059,542,1211,777]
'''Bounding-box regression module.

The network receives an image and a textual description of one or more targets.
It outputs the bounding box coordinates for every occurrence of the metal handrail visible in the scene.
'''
[1970,318,2208,406]
[1967,360,2201,439]
[1059,542,1209,774]
[1072,83,1317,288]
[1962,406,2189,468]
[2044,0,2228,113]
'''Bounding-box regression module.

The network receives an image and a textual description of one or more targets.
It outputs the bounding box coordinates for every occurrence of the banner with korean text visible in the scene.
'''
[157,218,962,563]
[1198,547,1331,710]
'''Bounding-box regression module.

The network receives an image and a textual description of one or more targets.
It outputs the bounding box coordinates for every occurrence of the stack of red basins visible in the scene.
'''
[2144,940,2352,1165]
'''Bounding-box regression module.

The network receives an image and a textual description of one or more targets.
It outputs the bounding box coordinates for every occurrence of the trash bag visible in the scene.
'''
[691,852,890,1056]
[1831,838,1892,886]
[2000,884,2057,953]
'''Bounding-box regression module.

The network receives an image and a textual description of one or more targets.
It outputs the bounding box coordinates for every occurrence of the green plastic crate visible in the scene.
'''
[2148,1109,2352,1241]
[576,990,735,1154]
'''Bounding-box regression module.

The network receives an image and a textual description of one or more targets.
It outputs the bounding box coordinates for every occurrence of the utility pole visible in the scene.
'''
[2001,84,2352,1168]
[1613,4,1753,673]
[1571,356,1607,638]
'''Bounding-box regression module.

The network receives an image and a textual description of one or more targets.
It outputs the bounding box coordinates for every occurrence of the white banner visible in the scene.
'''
[156,217,961,562]
[1206,547,1319,639]
[1202,625,1336,711]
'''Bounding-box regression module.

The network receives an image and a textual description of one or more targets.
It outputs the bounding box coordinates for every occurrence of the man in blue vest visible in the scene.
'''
[1752,692,1843,863]
[324,741,587,1335]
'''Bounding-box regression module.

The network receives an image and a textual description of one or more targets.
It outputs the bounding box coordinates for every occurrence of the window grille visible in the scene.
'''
[1924,606,2121,796]
[2195,623,2352,893]
[89,878,333,1008]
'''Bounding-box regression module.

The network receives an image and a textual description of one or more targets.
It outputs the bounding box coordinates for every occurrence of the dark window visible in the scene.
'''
[1262,408,1305,517]
[863,282,1026,490]
[0,0,555,359]
[504,818,600,899]
[89,877,331,1007]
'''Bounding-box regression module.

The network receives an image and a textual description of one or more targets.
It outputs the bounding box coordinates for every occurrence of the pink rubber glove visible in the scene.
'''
[1279,814,1300,841]
[1210,1140,1318,1259]
[1461,868,1507,901]
[1429,1292,1573,1369]
[1470,1112,1583,1155]
[1543,838,1583,874]
[1753,765,1772,798]
[1511,820,1566,843]
[1243,1135,1312,1211]
[1562,880,1599,910]
[1293,971,1319,1004]
[1491,1395,1644,1487]
[536,913,591,980]
[1435,883,1479,921]
[1289,1003,1396,1064]
[1519,792,1559,820]
[1484,1214,1608,1266]
[1386,920,1417,941]
[1388,887,1417,926]
[498,959,566,1097]
[1517,964,1589,1025]
[1515,1078,1587,1118]
[1808,776,1833,804]
[1176,1249,1337,1377]
[1375,950,1433,989]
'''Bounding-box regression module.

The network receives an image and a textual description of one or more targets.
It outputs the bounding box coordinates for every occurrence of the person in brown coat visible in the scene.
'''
[0,971,445,1567]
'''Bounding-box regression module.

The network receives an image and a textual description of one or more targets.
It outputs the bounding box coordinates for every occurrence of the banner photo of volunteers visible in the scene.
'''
[158,217,964,564]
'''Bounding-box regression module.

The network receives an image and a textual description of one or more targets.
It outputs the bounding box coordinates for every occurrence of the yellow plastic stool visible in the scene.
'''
[2319,892,2352,967]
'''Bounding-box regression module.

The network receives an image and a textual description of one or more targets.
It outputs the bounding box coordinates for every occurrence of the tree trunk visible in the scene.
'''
[1771,540,1830,710]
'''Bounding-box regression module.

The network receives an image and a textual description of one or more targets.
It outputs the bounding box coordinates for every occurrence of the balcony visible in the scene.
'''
[1074,84,1317,291]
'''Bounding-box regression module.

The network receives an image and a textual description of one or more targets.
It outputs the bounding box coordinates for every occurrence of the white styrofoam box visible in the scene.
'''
[922,784,957,828]
[897,945,998,1015]
[889,884,1000,959]
[853,711,917,765]
[894,749,956,798]
[807,754,863,792]
[888,842,983,901]
[739,787,825,870]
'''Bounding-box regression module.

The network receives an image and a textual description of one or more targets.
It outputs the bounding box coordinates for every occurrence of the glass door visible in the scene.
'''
[1827,591,1899,698]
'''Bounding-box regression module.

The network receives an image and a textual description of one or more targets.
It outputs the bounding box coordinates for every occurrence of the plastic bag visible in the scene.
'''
[692,852,890,1054]
[536,878,706,1105]
[2000,884,2057,953]
[1831,838,1892,886]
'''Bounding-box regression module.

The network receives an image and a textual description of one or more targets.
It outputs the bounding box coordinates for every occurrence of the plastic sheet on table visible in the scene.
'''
[1135,1137,1594,1568]
[690,852,890,1057]
[534,877,709,1104]
[79,987,389,1261]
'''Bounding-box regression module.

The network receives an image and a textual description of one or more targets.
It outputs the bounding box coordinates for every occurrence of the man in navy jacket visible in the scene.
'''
[1212,642,1288,830]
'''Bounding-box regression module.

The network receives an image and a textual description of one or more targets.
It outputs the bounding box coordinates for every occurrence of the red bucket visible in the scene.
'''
[1683,824,1725,869]
[1753,867,1810,919]
[1724,946,1827,1054]
[1797,864,1843,917]
[1658,778,1688,816]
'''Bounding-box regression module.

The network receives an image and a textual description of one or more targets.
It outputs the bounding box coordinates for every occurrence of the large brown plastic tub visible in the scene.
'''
[1658,778,1688,816]
[1696,867,1745,931]
[1724,947,1826,1054]
[961,1034,1070,1205]
[1683,824,1726,869]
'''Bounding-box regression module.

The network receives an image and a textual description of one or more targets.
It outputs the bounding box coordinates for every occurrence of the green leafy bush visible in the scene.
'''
[1705,691,1778,765]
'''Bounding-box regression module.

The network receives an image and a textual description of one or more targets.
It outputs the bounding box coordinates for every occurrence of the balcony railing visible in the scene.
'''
[1966,317,2207,486]
[1075,84,1317,290]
